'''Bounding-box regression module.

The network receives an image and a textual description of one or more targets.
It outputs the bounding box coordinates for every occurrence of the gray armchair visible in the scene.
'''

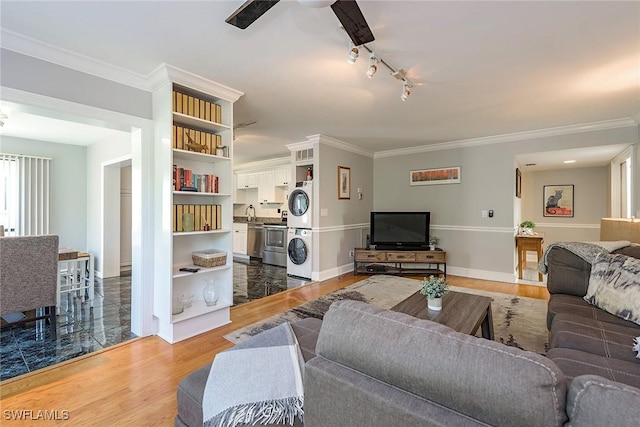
[0,235,59,339]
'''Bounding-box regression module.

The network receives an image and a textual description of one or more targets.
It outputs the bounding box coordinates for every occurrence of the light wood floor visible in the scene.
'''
[0,274,548,426]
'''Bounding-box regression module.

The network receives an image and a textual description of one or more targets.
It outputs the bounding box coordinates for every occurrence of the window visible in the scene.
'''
[0,154,51,235]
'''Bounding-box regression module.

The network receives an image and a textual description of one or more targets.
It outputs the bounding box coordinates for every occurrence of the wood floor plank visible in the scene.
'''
[0,274,548,425]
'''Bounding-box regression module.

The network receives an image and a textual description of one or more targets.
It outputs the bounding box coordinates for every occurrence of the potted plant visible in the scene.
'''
[429,236,439,251]
[419,275,450,311]
[519,220,536,235]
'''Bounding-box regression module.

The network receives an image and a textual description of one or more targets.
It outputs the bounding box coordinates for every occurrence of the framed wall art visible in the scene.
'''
[515,168,522,198]
[338,166,350,199]
[543,184,574,217]
[410,166,461,186]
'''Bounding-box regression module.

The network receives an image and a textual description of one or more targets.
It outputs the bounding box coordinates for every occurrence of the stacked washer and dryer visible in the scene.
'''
[287,181,313,279]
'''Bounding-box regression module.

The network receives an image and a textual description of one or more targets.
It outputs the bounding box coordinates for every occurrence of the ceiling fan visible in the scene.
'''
[225,0,375,46]
[233,121,257,140]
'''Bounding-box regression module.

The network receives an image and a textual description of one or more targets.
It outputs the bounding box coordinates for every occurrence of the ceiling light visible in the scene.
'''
[366,53,378,78]
[347,44,359,64]
[400,81,411,101]
[563,160,576,164]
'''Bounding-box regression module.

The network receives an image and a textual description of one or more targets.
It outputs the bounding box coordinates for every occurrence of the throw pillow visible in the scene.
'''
[585,253,640,326]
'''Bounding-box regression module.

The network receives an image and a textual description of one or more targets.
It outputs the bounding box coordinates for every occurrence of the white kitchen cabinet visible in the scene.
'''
[233,173,245,204]
[236,172,258,189]
[274,166,291,187]
[232,223,248,255]
[257,170,285,204]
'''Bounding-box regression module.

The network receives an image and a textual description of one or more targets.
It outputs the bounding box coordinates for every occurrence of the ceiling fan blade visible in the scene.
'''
[330,0,375,45]
[225,0,280,29]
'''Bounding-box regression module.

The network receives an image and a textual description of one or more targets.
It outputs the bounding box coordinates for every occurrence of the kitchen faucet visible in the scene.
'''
[245,204,256,222]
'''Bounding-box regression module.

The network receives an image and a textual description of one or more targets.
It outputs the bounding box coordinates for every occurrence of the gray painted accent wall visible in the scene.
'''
[1,136,87,249]
[374,126,639,278]
[1,49,151,120]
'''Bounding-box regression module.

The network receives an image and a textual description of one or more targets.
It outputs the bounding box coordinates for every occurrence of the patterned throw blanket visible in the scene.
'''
[537,241,631,274]
[203,323,305,427]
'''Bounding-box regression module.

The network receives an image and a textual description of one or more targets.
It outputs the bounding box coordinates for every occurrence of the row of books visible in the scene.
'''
[173,165,219,193]
[172,204,222,232]
[172,124,223,155]
[172,90,222,124]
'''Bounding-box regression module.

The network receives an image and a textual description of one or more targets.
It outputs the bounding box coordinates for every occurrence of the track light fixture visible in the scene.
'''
[400,81,412,101]
[366,53,378,78]
[340,28,416,100]
[347,42,359,64]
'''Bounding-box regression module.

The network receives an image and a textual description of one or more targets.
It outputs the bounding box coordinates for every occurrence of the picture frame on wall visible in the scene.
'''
[410,166,461,186]
[543,184,574,217]
[515,168,522,198]
[338,166,351,199]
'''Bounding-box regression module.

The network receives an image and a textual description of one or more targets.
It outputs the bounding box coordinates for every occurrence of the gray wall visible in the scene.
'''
[1,49,151,119]
[316,142,373,279]
[373,126,639,280]
[1,136,87,249]
[522,166,606,245]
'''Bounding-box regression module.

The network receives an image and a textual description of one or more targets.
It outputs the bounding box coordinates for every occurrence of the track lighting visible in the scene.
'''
[366,53,378,78]
[347,43,359,64]
[400,81,411,101]
[340,28,416,100]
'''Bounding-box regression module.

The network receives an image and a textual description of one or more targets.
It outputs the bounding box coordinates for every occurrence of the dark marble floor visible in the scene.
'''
[0,274,135,381]
[1,261,310,381]
[233,259,311,305]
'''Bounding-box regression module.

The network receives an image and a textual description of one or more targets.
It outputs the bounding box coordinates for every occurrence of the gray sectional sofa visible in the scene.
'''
[176,299,640,426]
[544,245,640,388]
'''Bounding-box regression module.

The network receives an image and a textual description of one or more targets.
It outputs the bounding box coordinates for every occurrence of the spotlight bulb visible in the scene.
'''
[347,47,359,64]
[401,82,411,101]
[366,54,378,78]
[366,64,377,78]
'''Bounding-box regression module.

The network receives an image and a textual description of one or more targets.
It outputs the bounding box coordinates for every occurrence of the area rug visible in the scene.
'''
[224,275,549,354]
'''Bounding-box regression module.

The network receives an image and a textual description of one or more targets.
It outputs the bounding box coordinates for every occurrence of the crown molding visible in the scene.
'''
[374,118,638,159]
[306,134,375,158]
[233,156,290,172]
[148,64,244,102]
[1,29,151,90]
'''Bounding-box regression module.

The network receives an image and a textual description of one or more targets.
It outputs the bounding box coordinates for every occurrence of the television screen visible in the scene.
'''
[370,212,430,249]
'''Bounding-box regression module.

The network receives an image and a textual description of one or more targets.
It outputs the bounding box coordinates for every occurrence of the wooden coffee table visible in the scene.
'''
[391,290,494,339]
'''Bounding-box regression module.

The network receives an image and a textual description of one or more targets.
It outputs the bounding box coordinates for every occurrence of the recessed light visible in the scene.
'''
[563,160,576,164]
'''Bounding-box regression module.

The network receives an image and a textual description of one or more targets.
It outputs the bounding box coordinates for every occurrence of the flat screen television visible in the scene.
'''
[370,211,430,250]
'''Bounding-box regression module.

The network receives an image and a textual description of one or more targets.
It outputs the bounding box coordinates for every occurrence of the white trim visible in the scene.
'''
[317,263,355,282]
[315,223,369,233]
[286,141,314,152]
[1,29,150,90]
[432,224,515,233]
[374,118,637,159]
[148,64,244,102]
[535,222,600,229]
[308,134,375,158]
[234,156,290,172]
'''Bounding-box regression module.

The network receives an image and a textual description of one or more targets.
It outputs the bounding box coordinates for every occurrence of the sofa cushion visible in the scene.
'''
[565,375,640,427]
[547,348,640,388]
[175,318,321,427]
[550,313,640,363]
[546,247,592,297]
[584,252,640,326]
[547,294,637,330]
[312,300,568,427]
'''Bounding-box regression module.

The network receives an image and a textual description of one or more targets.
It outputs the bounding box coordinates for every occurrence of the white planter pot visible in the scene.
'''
[428,297,442,311]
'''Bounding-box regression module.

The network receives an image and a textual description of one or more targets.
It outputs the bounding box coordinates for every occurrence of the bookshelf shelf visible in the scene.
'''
[153,66,242,344]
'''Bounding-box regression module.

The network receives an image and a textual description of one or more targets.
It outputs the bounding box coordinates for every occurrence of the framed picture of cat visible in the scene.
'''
[543,184,574,217]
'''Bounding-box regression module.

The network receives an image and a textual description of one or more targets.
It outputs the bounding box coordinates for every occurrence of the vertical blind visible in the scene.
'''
[0,154,51,236]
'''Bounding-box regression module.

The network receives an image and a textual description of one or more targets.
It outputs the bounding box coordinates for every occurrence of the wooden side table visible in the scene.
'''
[516,234,544,281]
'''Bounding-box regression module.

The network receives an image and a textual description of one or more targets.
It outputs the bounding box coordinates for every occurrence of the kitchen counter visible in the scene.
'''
[233,216,286,225]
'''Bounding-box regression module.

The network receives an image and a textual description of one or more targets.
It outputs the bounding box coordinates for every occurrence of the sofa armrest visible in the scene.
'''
[566,375,640,426]
[546,247,591,296]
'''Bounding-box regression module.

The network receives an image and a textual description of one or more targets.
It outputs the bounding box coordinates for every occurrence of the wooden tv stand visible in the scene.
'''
[354,248,446,277]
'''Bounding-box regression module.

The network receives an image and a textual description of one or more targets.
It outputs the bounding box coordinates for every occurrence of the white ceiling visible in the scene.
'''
[0,1,638,167]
